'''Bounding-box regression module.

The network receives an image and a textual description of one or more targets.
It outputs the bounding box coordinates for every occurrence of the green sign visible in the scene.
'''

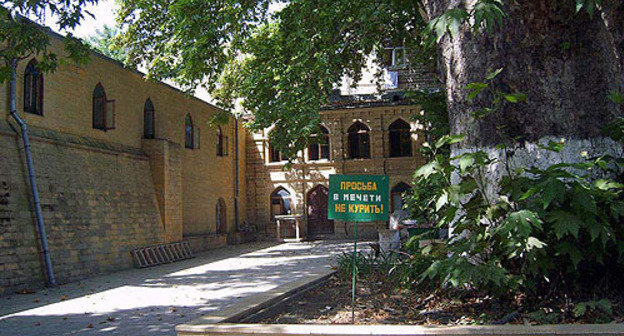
[328,174,389,222]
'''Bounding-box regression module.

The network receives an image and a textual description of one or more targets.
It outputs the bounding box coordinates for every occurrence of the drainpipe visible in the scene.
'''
[8,58,56,286]
[234,116,240,232]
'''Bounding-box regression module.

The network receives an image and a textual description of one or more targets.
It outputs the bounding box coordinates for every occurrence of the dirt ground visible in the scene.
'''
[258,274,624,325]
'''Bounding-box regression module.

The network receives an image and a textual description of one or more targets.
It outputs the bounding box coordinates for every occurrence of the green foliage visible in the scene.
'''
[0,1,95,83]
[86,25,127,63]
[406,89,449,159]
[573,299,612,323]
[428,0,506,42]
[117,0,434,160]
[528,309,562,324]
[465,68,527,121]
[334,250,392,281]
[575,0,603,18]
[406,135,624,294]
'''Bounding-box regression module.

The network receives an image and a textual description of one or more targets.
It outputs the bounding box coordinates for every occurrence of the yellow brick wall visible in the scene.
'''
[0,33,247,293]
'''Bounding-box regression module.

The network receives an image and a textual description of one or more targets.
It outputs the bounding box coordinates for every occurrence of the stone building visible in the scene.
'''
[245,101,426,240]
[0,31,247,295]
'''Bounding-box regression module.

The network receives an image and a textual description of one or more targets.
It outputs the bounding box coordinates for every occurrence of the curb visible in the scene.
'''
[175,268,336,332]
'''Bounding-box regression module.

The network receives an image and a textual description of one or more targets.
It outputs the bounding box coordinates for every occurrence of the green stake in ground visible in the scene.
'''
[328,174,389,323]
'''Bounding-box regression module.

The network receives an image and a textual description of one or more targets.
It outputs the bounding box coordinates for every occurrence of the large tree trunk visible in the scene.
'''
[421,0,624,166]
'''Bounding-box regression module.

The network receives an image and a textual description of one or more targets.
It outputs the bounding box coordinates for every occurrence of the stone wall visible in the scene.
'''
[0,121,164,295]
[0,31,248,294]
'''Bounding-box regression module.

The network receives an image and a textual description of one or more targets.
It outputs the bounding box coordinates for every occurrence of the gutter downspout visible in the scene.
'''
[9,58,56,286]
[234,116,240,232]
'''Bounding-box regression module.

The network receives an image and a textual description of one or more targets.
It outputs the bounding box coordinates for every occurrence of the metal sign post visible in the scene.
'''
[351,222,357,324]
[327,174,389,324]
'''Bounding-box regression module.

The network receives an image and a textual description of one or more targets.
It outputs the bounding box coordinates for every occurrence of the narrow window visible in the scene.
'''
[390,182,412,213]
[92,83,115,130]
[270,187,292,219]
[348,121,370,159]
[389,119,412,157]
[185,114,195,149]
[216,198,227,234]
[23,59,43,115]
[308,125,330,161]
[216,126,225,156]
[144,98,155,139]
[268,143,282,162]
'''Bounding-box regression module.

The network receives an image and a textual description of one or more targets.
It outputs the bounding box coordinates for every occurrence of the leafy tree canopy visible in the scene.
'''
[116,0,606,159]
[1,0,95,81]
[86,25,127,63]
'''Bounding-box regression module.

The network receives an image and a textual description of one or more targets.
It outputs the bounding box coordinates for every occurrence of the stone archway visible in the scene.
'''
[306,185,334,236]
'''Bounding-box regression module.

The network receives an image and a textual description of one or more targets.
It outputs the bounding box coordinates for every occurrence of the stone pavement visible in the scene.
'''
[0,240,355,336]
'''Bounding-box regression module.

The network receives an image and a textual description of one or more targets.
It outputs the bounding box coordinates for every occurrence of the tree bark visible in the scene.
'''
[421,0,624,148]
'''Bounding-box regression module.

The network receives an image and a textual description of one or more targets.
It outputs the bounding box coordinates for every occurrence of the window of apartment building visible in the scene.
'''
[185,114,199,149]
[348,121,371,159]
[217,126,228,156]
[144,98,155,139]
[390,182,412,213]
[389,119,412,157]
[23,59,43,115]
[92,83,115,131]
[216,198,226,234]
[308,125,330,161]
[270,187,292,219]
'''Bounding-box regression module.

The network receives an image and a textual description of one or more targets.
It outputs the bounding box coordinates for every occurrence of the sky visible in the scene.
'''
[43,0,119,38]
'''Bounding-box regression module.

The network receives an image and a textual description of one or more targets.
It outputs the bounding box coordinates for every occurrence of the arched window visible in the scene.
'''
[23,59,43,115]
[144,98,155,139]
[270,187,292,219]
[216,126,228,156]
[308,125,330,161]
[390,182,413,213]
[185,114,197,149]
[348,121,370,159]
[389,119,412,157]
[92,83,114,130]
[216,198,227,234]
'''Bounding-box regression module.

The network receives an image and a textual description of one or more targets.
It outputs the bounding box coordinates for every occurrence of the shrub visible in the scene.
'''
[408,135,624,295]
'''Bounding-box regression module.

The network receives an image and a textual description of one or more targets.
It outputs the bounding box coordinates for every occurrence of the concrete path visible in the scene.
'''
[0,240,355,336]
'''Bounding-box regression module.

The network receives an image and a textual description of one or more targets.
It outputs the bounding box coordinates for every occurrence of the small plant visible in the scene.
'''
[573,299,613,323]
[529,308,562,325]
[334,250,378,280]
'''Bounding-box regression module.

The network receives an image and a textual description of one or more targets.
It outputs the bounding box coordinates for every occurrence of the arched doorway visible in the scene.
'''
[307,185,334,236]
[216,198,226,234]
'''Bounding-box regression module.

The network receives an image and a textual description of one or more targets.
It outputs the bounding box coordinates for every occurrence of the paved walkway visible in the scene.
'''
[0,240,355,336]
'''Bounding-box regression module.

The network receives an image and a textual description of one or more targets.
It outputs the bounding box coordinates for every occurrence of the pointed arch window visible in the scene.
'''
[185,114,199,149]
[270,187,292,219]
[348,121,370,159]
[23,59,43,115]
[390,182,413,213]
[389,119,412,157]
[92,83,115,130]
[144,98,155,139]
[308,125,330,161]
[217,126,228,156]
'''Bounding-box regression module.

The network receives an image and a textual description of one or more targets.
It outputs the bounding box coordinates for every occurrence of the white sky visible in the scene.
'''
[40,0,119,38]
